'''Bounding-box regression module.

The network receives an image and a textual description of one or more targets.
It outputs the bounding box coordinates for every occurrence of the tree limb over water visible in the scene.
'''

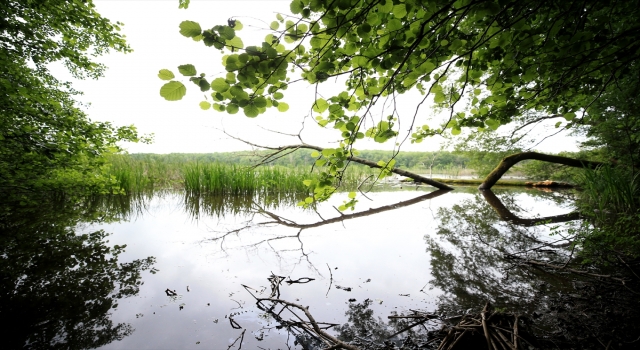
[479,152,605,190]
[223,131,454,191]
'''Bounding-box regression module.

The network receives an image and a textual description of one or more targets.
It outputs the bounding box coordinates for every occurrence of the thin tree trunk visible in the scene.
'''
[478,152,604,190]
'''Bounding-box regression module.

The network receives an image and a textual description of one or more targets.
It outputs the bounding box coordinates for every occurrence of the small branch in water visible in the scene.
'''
[227,329,246,349]
[506,255,639,293]
[326,263,333,297]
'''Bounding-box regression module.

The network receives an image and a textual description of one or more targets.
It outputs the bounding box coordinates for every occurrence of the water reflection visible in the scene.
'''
[22,187,604,349]
[0,196,156,348]
[426,189,578,315]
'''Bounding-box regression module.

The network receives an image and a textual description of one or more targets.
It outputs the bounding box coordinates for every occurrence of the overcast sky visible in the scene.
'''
[52,0,582,154]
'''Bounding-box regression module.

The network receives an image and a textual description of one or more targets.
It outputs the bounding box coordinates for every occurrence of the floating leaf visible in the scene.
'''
[178,64,197,76]
[179,21,201,38]
[158,69,175,80]
[160,81,186,101]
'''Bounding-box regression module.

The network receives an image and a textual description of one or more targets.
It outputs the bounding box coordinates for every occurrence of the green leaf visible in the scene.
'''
[199,101,211,110]
[485,119,500,130]
[277,102,289,112]
[160,81,187,101]
[451,127,461,135]
[434,92,446,103]
[178,64,197,76]
[227,103,239,114]
[243,104,259,117]
[290,0,304,14]
[564,112,576,121]
[211,78,230,92]
[226,36,244,49]
[179,21,201,38]
[157,69,175,80]
[392,4,407,18]
[387,19,403,31]
[348,192,356,199]
[312,98,329,113]
[270,21,279,30]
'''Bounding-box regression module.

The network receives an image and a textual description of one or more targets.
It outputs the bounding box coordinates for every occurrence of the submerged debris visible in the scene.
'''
[432,302,535,350]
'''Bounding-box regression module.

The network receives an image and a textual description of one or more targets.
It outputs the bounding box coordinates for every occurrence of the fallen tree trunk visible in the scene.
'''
[479,152,605,190]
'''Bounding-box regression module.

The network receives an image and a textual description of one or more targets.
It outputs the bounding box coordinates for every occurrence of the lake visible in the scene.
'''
[1,186,580,349]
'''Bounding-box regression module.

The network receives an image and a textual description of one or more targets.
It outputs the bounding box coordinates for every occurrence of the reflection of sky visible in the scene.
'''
[90,188,575,349]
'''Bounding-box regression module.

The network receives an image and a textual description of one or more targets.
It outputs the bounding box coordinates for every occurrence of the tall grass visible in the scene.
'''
[576,166,640,261]
[579,166,639,220]
[107,154,382,195]
[106,154,183,193]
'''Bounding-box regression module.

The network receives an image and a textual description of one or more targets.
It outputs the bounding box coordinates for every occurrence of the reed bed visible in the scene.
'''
[107,154,381,195]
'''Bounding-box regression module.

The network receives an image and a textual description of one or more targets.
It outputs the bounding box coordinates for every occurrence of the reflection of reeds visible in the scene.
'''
[82,191,160,221]
[183,191,306,219]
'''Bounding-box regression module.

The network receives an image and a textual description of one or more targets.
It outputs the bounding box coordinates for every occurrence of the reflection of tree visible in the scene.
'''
[426,190,575,314]
[0,196,156,348]
[203,190,450,271]
[481,189,580,226]
[247,279,434,350]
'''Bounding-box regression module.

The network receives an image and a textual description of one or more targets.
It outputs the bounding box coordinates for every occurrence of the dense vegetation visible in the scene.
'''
[0,0,147,199]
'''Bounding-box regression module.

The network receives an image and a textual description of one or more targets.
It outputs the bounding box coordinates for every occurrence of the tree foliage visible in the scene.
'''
[0,1,145,194]
[163,0,640,202]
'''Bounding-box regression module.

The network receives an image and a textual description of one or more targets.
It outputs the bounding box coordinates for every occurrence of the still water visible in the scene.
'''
[2,186,578,349]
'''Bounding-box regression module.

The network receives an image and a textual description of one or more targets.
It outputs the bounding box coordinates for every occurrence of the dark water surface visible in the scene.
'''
[1,186,579,349]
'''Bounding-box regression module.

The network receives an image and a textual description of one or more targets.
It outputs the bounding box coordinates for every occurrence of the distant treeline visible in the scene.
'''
[126,150,471,171]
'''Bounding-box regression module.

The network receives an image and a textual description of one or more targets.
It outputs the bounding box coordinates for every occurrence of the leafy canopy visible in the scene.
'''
[1,1,146,194]
[162,0,640,202]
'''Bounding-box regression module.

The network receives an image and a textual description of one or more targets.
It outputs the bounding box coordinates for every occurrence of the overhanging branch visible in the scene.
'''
[223,131,454,190]
[479,151,605,190]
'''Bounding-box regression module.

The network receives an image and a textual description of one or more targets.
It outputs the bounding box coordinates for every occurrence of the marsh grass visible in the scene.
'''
[108,154,382,195]
[576,166,640,261]
[579,166,639,220]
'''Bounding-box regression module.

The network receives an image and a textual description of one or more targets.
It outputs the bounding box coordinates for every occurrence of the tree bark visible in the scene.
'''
[478,152,604,190]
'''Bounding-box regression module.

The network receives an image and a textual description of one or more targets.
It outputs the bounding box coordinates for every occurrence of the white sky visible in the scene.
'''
[51,0,582,154]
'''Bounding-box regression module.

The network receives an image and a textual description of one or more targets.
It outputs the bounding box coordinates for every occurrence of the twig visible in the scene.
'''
[326,263,333,297]
[227,329,246,349]
[481,302,494,350]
